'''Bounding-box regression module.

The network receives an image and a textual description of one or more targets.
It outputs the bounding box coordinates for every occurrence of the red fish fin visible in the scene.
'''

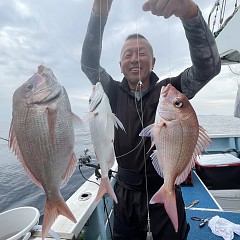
[175,160,193,185]
[8,120,42,187]
[139,124,155,137]
[175,126,211,185]
[95,178,118,203]
[150,150,164,178]
[195,126,211,155]
[61,153,78,188]
[42,198,77,239]
[139,124,157,153]
[46,106,57,147]
[150,186,178,232]
[139,122,165,137]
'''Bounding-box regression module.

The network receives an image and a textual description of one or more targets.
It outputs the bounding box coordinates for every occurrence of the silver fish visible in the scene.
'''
[140,84,210,232]
[89,82,125,203]
[9,65,80,239]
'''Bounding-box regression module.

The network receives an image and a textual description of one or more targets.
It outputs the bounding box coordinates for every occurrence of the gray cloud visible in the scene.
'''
[0,0,239,123]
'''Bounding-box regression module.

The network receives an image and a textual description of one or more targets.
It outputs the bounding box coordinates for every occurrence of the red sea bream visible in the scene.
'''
[140,84,211,232]
[9,65,79,239]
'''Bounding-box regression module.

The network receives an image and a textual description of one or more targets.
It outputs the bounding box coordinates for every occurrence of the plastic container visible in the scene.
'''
[0,206,40,240]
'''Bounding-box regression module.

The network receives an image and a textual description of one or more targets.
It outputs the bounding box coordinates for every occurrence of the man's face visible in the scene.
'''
[120,38,155,90]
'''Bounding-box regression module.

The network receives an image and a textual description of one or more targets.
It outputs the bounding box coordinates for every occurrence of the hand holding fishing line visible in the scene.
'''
[93,0,113,15]
[81,0,221,238]
[142,0,198,19]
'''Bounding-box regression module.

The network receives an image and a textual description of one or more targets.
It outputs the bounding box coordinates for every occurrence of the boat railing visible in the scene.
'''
[31,162,118,240]
[205,134,240,157]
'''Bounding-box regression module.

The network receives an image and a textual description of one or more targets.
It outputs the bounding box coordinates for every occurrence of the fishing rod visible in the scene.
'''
[0,137,9,142]
[78,148,115,240]
[78,148,117,180]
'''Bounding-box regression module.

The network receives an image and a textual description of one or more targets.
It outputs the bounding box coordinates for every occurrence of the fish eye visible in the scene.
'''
[173,98,183,108]
[25,83,33,91]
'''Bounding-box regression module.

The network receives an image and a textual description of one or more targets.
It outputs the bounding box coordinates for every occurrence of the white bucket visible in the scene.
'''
[0,206,40,240]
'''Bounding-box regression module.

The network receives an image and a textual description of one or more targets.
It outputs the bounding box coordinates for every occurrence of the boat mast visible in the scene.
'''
[208,0,240,38]
[208,0,240,64]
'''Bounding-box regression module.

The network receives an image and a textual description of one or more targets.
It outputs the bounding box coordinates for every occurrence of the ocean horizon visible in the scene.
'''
[0,114,240,215]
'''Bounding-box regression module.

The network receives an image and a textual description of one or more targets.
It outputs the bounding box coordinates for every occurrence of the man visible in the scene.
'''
[81,0,221,239]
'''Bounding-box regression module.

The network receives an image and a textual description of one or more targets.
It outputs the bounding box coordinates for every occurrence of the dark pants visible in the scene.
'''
[113,181,189,240]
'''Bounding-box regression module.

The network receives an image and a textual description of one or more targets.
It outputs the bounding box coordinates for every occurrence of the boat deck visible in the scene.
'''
[187,209,240,240]
[29,169,240,240]
[182,171,221,211]
[182,171,240,240]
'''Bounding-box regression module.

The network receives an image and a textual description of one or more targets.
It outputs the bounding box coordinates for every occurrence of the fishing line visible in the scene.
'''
[97,3,114,239]
[167,19,172,82]
[132,4,174,238]
[137,83,153,238]
[116,138,143,158]
[36,0,83,66]
[228,65,240,76]
[98,0,103,83]
[78,164,114,240]
[96,1,147,160]
[0,137,9,142]
[132,3,152,237]
[102,195,114,240]
[78,164,100,187]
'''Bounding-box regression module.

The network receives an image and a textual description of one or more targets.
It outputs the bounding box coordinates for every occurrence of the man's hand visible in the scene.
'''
[142,0,198,19]
[93,0,113,16]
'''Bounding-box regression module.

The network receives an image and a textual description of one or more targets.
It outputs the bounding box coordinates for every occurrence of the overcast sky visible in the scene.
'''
[0,0,240,123]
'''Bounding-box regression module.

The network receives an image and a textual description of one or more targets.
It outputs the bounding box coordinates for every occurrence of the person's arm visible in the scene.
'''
[142,0,198,19]
[81,0,113,90]
[93,0,112,15]
[180,8,221,98]
[143,0,221,98]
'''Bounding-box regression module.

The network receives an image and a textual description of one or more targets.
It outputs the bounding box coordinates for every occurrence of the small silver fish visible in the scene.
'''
[88,82,125,203]
[140,84,210,232]
[9,65,81,239]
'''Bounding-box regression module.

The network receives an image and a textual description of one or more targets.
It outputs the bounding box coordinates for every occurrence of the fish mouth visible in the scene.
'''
[25,72,62,104]
[161,84,172,97]
[161,83,179,98]
[89,82,104,111]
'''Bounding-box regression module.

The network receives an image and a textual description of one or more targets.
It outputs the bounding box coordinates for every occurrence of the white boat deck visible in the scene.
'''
[28,134,240,239]
[30,163,117,240]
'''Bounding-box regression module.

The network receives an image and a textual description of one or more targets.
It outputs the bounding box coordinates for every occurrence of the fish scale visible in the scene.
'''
[140,83,211,232]
[9,65,80,240]
[88,82,125,203]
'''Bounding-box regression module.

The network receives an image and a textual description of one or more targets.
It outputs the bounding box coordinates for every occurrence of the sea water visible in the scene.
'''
[0,115,240,214]
[0,122,95,215]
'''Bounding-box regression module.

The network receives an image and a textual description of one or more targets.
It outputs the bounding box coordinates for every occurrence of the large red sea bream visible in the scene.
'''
[140,84,211,232]
[9,65,80,239]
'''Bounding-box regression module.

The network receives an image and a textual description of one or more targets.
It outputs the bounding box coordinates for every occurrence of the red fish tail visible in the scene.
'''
[95,178,118,203]
[42,198,77,240]
[150,185,178,232]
